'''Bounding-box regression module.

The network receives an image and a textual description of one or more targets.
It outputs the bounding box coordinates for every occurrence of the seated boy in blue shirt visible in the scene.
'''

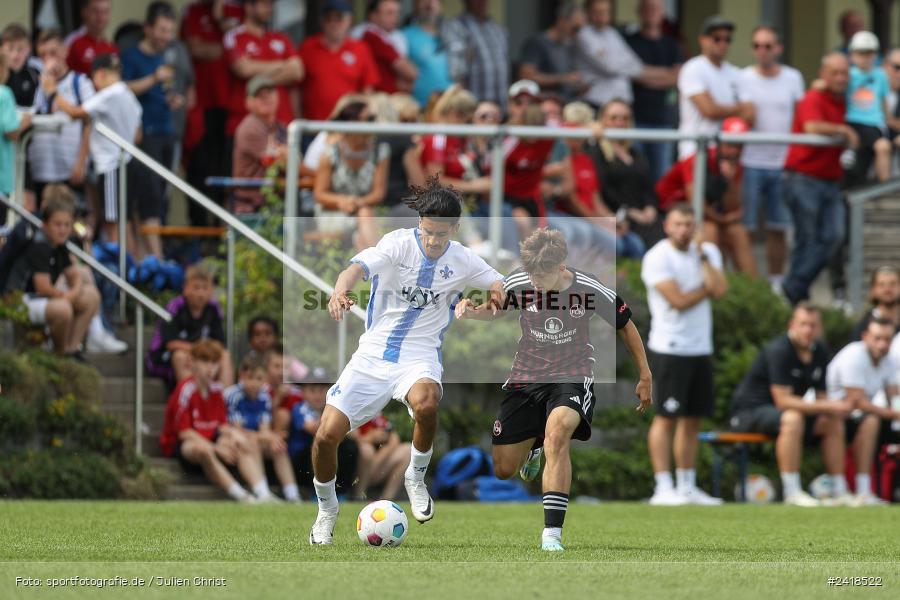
[225,353,300,502]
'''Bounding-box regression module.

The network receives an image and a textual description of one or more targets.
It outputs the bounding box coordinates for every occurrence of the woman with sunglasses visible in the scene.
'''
[313,100,389,250]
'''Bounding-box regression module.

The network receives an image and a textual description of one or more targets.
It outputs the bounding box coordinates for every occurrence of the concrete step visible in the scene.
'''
[85,351,140,377]
[113,325,157,349]
[100,376,169,408]
[167,483,230,501]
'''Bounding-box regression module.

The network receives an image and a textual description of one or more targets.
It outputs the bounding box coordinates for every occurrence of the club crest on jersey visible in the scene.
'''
[440,265,453,279]
[544,317,563,333]
[569,303,585,318]
[492,420,502,436]
[402,286,441,309]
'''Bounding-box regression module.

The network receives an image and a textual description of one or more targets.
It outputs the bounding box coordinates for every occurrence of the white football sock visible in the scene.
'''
[405,445,433,481]
[227,482,249,501]
[314,477,338,512]
[542,527,562,541]
[283,483,300,501]
[89,315,105,337]
[252,479,272,499]
[654,471,674,493]
[856,473,871,496]
[832,474,848,497]
[675,469,695,494]
[780,472,801,499]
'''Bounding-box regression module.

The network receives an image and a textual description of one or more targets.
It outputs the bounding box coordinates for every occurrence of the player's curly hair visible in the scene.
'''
[403,174,462,223]
[519,228,568,274]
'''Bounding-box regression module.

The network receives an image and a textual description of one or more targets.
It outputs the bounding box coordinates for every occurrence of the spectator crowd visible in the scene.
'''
[3,0,900,504]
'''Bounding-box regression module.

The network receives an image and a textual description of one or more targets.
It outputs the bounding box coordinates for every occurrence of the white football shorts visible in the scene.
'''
[326,353,443,430]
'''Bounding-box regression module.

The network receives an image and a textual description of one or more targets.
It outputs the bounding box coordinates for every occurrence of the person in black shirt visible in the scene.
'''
[1,24,40,106]
[517,2,585,102]
[624,0,682,183]
[147,263,233,386]
[730,303,851,506]
[456,228,651,551]
[850,266,900,340]
[3,185,100,358]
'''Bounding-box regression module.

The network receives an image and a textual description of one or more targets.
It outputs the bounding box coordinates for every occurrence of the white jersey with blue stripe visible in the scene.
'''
[350,228,502,365]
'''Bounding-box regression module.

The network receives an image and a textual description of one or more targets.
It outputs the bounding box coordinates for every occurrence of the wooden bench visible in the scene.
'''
[139,225,227,238]
[698,431,774,502]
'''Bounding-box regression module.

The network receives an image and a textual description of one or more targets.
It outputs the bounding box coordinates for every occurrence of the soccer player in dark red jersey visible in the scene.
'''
[456,228,652,551]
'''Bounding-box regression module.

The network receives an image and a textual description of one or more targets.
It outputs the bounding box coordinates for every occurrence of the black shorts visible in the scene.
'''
[649,351,714,418]
[849,122,888,149]
[505,195,540,218]
[492,380,595,446]
[731,405,891,447]
[129,133,174,221]
[174,433,219,477]
[96,169,122,223]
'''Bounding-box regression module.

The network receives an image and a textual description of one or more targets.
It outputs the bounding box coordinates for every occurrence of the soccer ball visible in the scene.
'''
[734,474,775,504]
[809,474,832,499]
[356,500,408,547]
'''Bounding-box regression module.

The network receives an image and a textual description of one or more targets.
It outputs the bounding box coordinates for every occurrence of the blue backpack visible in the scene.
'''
[432,446,494,500]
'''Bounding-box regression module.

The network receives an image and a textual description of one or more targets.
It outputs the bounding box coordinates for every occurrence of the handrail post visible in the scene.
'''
[12,129,32,226]
[848,193,865,313]
[488,132,505,264]
[118,154,128,323]
[691,136,708,225]
[285,120,302,260]
[226,227,236,359]
[135,304,144,456]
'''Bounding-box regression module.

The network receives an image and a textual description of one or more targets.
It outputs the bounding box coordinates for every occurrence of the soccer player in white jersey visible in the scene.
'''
[309,179,504,545]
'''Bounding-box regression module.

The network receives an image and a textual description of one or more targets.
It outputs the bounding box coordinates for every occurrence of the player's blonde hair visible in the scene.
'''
[519,228,568,274]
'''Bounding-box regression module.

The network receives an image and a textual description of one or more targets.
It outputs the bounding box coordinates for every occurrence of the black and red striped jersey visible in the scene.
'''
[501,267,631,385]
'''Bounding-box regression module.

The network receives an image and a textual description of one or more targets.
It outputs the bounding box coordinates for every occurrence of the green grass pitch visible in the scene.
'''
[2,501,899,599]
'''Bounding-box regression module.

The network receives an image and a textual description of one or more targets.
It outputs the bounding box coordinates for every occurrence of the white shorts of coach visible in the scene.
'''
[326,353,443,431]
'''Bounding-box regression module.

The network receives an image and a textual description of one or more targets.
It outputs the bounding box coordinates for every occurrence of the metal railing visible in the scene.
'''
[285,119,842,263]
[92,122,367,373]
[847,179,900,312]
[0,195,170,455]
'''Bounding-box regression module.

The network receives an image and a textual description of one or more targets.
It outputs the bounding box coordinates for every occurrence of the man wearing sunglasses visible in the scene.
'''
[738,26,804,294]
[677,15,754,160]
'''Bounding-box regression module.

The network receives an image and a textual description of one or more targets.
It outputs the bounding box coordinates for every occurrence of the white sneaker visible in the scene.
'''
[681,487,724,506]
[309,508,339,545]
[850,493,888,507]
[784,490,821,507]
[823,492,857,507]
[404,477,435,523]
[649,488,688,506]
[256,494,283,504]
[237,494,258,504]
[85,328,128,354]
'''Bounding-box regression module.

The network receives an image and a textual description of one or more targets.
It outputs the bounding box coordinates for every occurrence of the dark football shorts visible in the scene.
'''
[492,380,595,446]
[649,351,714,418]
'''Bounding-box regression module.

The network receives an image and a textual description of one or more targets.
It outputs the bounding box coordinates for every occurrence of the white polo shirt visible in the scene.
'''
[641,239,722,356]
[826,341,895,417]
[82,81,142,174]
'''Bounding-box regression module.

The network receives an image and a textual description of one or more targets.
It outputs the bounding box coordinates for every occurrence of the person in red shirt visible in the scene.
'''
[66,0,117,75]
[352,0,418,94]
[499,80,555,240]
[159,340,274,502]
[781,52,859,304]
[351,412,411,501]
[181,0,242,115]
[298,0,379,122]
[655,117,757,275]
[222,0,303,136]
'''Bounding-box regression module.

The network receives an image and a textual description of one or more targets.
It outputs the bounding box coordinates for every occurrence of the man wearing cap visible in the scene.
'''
[223,0,303,136]
[781,53,858,305]
[655,117,757,276]
[677,15,754,160]
[298,0,379,122]
[231,75,285,215]
[845,31,900,185]
[41,53,142,244]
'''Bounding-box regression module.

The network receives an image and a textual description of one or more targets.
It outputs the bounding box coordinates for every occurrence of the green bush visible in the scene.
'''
[0,450,121,499]
[0,396,37,446]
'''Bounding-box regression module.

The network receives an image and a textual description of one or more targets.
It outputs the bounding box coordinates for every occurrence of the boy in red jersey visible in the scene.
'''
[160,339,275,502]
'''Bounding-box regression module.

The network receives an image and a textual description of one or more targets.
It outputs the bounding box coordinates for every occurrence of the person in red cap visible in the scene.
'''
[655,117,757,276]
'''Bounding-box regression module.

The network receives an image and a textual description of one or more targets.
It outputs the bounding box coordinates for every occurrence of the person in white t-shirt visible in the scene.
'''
[641,203,728,505]
[739,26,804,292]
[40,53,142,245]
[308,180,503,545]
[677,15,754,160]
[826,318,900,505]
